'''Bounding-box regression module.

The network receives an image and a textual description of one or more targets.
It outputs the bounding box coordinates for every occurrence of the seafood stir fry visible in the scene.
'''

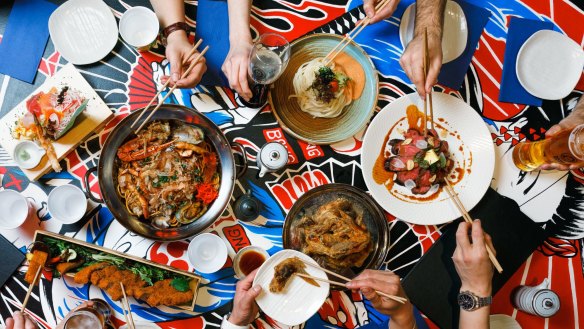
[116,121,220,228]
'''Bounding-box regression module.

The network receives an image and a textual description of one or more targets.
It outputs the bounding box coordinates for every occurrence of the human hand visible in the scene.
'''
[453,220,495,296]
[540,97,584,171]
[363,0,400,24]
[222,39,253,101]
[346,270,414,327]
[6,311,38,329]
[163,31,207,88]
[228,269,262,326]
[400,32,442,99]
[54,301,94,329]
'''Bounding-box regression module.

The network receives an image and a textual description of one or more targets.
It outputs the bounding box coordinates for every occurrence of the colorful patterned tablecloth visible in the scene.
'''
[1,0,583,328]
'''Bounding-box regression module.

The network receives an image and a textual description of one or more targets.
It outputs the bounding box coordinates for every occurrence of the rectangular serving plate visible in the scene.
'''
[33,230,200,311]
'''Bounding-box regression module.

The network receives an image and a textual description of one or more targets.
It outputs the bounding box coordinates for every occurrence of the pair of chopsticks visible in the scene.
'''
[422,28,434,137]
[324,0,393,66]
[297,260,408,304]
[131,39,210,133]
[21,266,43,312]
[119,282,136,329]
[443,181,504,273]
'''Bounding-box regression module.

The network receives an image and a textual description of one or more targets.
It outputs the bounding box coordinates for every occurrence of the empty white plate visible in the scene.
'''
[516,30,584,100]
[253,250,329,326]
[48,0,118,65]
[400,0,468,64]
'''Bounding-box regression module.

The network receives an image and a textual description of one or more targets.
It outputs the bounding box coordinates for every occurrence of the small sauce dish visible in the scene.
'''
[187,233,228,274]
[0,190,33,229]
[233,246,269,279]
[13,141,46,169]
[48,185,88,224]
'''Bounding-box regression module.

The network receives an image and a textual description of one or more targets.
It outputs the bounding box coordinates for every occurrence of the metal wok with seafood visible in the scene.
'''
[85,105,245,241]
[116,120,220,229]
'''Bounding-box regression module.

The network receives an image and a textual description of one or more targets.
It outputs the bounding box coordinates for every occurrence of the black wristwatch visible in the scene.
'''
[457,290,492,311]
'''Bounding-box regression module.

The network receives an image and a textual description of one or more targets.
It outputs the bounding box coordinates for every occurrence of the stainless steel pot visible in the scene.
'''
[84,105,246,241]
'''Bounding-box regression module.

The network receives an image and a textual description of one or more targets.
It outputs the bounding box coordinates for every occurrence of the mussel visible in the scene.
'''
[175,202,205,224]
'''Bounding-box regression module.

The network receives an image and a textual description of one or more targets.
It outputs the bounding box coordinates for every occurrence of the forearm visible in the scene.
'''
[151,0,185,28]
[459,306,490,329]
[227,0,252,44]
[413,0,446,38]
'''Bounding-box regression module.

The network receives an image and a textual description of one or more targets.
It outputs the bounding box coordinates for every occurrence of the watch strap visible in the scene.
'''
[458,290,492,311]
[162,22,190,39]
[221,314,249,329]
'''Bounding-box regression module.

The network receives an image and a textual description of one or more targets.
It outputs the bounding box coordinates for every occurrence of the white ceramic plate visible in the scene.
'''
[516,30,584,100]
[49,0,118,65]
[361,92,494,225]
[400,0,468,64]
[253,249,329,326]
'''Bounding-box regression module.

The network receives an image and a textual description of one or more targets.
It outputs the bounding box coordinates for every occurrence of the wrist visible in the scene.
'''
[460,284,492,297]
[227,312,248,326]
[389,303,415,327]
[166,29,188,44]
[229,33,252,46]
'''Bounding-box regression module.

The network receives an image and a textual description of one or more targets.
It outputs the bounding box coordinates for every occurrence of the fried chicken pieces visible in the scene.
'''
[296,199,372,271]
[74,262,193,306]
[269,257,319,293]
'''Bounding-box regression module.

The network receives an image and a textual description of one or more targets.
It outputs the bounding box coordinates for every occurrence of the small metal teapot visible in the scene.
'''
[257,142,288,178]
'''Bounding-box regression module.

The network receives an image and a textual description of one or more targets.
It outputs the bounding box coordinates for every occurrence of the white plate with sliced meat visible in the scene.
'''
[253,249,329,326]
[361,92,494,225]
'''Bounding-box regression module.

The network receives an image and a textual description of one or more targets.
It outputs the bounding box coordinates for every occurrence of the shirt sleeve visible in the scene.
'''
[221,314,250,329]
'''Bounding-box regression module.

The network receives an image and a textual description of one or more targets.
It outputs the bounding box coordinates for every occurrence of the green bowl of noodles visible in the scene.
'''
[270,33,378,145]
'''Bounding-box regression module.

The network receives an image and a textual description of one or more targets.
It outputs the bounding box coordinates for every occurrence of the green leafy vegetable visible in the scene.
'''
[171,277,191,292]
[91,253,125,267]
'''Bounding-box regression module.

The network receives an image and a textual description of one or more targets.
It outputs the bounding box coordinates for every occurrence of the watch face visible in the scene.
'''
[458,293,476,310]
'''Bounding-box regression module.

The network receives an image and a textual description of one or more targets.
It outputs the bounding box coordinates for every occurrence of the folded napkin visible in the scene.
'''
[0,0,57,83]
[196,0,230,87]
[437,0,491,90]
[402,188,549,329]
[0,234,25,288]
[498,18,554,106]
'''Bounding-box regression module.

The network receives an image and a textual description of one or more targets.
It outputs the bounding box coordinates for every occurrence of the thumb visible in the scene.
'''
[169,55,182,83]
[546,124,562,137]
[363,0,375,18]
[247,285,262,300]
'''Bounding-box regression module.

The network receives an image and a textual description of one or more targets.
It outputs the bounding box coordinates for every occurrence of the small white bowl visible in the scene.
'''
[13,141,46,169]
[119,6,159,49]
[48,185,87,224]
[0,190,31,229]
[187,233,228,274]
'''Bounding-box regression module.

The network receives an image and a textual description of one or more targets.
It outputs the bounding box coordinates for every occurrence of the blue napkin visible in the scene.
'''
[498,18,553,106]
[196,0,230,87]
[437,0,491,90]
[0,0,57,83]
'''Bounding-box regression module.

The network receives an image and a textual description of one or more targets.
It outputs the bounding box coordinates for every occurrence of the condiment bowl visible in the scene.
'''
[48,185,87,224]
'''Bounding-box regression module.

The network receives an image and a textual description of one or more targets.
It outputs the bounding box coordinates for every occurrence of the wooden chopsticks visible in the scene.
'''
[21,266,42,312]
[422,28,434,136]
[324,0,393,66]
[119,282,136,329]
[299,260,408,304]
[444,181,503,273]
[132,42,209,134]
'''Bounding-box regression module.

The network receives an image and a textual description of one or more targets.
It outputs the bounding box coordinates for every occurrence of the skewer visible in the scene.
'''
[324,0,392,66]
[134,45,210,133]
[444,182,504,274]
[119,282,136,329]
[21,266,42,312]
[130,39,203,129]
[423,28,434,131]
[295,273,408,304]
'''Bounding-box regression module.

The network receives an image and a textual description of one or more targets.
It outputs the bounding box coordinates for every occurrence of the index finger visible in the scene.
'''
[455,221,471,250]
[471,219,485,250]
[176,61,207,88]
[238,268,260,290]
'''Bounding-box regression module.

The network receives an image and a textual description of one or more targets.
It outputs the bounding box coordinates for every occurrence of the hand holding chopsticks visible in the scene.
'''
[444,182,504,273]
[324,0,395,66]
[132,41,209,133]
[299,260,408,304]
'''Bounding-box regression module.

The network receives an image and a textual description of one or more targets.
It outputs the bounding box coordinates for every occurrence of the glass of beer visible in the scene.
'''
[512,124,584,171]
[239,33,290,108]
[64,299,112,329]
